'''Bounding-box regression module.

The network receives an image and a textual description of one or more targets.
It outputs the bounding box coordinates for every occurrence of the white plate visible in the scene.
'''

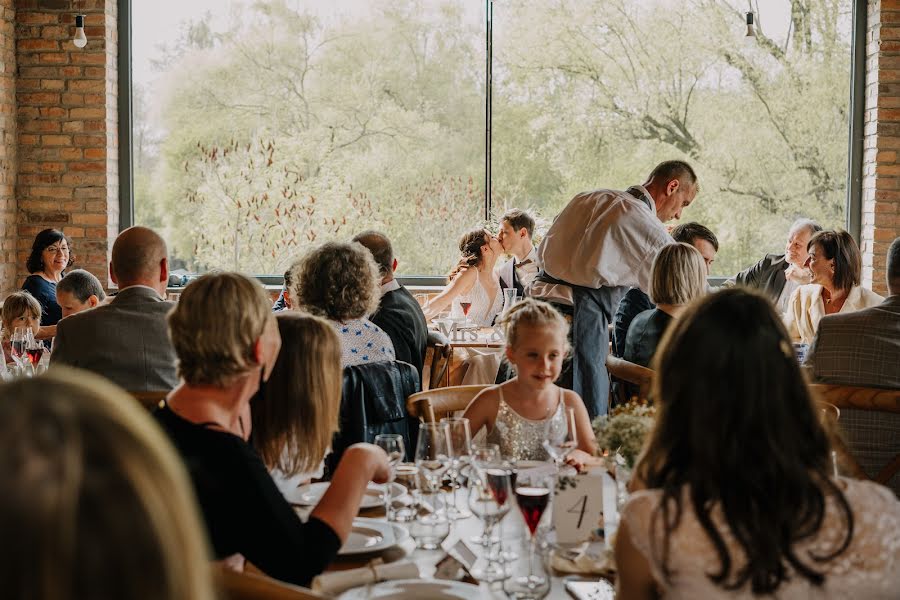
[285,482,407,509]
[339,518,396,555]
[337,579,480,599]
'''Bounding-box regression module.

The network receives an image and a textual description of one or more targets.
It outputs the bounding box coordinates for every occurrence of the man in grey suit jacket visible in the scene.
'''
[52,226,178,391]
[805,236,900,494]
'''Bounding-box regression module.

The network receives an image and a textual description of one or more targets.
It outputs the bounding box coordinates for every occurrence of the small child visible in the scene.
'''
[1,291,42,364]
[56,269,106,319]
[464,298,597,462]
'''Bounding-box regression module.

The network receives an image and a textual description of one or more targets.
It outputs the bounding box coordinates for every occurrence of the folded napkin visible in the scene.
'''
[311,560,420,595]
[550,543,615,577]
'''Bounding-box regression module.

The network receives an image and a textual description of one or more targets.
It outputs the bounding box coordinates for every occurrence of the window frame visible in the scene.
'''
[120,0,866,282]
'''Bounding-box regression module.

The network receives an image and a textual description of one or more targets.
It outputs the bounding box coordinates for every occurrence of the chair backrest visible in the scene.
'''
[808,384,900,486]
[426,330,452,390]
[217,567,327,600]
[406,384,490,423]
[129,390,169,411]
[605,355,654,401]
[326,360,420,477]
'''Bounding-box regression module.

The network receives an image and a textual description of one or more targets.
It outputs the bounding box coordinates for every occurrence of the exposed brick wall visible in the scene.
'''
[0,0,15,297]
[864,0,900,296]
[14,0,117,288]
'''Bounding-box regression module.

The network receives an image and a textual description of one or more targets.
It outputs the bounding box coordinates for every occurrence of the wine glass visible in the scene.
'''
[470,442,501,546]
[441,416,472,519]
[468,468,512,582]
[25,332,45,376]
[506,472,553,597]
[542,406,577,468]
[374,434,405,515]
[9,327,27,373]
[414,421,451,539]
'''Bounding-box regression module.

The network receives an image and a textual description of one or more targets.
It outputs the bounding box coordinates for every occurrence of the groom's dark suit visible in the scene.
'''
[370,284,428,382]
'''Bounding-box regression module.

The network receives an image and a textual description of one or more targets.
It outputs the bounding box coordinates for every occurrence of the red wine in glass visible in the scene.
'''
[26,346,44,366]
[486,468,510,506]
[516,486,550,535]
[460,301,472,317]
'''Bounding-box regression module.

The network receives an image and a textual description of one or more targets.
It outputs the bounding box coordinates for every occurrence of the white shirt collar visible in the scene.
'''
[380,279,401,295]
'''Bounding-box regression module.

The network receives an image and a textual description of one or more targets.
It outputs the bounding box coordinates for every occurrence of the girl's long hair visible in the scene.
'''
[635,288,853,595]
[253,311,342,476]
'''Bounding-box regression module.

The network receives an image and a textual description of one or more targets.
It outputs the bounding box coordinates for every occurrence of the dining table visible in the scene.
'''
[317,483,616,599]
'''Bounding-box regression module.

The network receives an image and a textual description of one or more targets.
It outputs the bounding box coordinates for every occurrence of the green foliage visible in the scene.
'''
[135,0,852,276]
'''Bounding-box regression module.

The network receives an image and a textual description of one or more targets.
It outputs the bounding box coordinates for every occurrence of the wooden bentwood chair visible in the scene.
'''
[424,330,453,390]
[406,384,490,423]
[605,354,654,404]
[808,384,900,486]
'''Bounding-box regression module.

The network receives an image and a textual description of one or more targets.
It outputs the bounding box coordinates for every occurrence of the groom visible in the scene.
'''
[497,209,539,296]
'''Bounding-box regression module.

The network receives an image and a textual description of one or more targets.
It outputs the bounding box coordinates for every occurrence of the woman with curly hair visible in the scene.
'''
[423,228,504,327]
[616,288,900,599]
[289,241,395,367]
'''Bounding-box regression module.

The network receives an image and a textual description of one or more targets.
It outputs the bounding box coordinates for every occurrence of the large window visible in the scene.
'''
[132,0,855,278]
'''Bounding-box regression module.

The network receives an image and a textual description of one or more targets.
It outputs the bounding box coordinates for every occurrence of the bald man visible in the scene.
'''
[51,226,178,391]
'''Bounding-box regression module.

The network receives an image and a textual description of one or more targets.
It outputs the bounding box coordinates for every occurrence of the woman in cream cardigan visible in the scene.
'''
[784,229,883,344]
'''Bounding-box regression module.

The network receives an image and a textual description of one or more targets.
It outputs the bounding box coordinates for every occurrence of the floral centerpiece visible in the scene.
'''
[591,401,657,470]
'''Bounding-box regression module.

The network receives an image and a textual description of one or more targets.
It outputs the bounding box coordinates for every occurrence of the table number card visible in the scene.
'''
[552,469,605,544]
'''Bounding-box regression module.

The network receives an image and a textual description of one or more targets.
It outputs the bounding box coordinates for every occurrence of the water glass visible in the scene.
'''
[374,433,405,514]
[543,406,577,467]
[389,463,419,523]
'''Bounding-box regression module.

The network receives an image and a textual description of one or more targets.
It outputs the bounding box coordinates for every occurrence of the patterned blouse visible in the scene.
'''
[331,317,395,367]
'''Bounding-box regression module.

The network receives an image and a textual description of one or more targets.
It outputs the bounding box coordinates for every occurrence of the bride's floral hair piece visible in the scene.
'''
[448,228,491,280]
[498,297,570,354]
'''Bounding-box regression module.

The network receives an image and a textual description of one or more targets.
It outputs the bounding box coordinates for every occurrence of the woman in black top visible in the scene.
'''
[155,272,390,587]
[21,228,73,338]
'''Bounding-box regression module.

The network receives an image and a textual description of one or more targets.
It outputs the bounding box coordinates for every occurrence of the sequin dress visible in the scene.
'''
[487,386,567,461]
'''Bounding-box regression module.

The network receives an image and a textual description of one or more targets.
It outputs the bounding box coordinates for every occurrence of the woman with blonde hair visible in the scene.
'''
[0,368,216,600]
[624,242,707,369]
[155,271,390,587]
[424,228,504,326]
[253,311,342,491]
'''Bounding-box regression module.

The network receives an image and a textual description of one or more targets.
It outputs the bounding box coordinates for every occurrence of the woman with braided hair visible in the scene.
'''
[424,228,504,327]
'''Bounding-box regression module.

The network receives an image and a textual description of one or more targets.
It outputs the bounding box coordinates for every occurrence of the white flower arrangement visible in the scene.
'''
[591,401,656,469]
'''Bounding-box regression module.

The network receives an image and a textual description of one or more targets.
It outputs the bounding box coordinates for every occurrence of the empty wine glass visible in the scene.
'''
[374,433,405,515]
[468,468,512,582]
[543,406,577,468]
[414,421,451,547]
[441,416,473,519]
[470,442,501,546]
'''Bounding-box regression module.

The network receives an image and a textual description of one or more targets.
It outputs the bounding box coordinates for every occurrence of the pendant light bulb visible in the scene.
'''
[745,11,756,38]
[73,15,87,48]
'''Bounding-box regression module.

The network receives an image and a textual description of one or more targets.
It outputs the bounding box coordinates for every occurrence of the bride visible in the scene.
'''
[424,228,504,327]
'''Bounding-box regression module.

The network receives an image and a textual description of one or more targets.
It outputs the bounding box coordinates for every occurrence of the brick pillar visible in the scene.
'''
[864,0,900,296]
[14,0,117,288]
[0,0,15,297]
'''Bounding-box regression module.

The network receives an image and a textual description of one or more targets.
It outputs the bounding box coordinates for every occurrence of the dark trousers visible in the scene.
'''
[569,285,627,419]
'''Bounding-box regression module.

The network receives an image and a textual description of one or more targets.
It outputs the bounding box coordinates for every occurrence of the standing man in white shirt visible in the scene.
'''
[497,208,539,297]
[533,161,699,417]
